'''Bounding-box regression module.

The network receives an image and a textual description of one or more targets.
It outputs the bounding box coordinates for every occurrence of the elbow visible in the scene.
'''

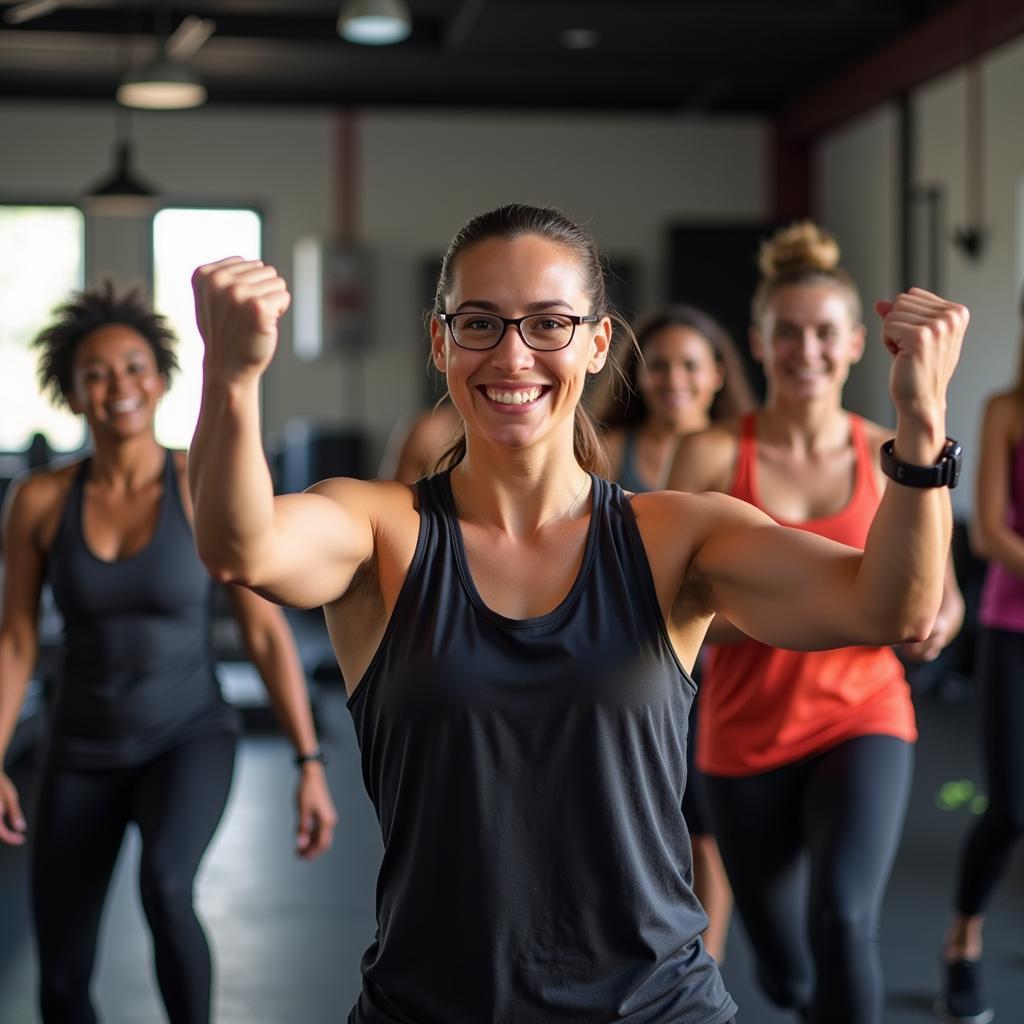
[899,618,935,646]
[195,543,257,588]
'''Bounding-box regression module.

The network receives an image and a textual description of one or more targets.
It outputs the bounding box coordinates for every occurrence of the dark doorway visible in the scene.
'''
[667,223,784,402]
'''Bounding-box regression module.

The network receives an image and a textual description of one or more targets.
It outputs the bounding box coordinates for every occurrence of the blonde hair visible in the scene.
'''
[751,221,861,326]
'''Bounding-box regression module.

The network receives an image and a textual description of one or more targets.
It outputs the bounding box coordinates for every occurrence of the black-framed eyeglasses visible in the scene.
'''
[438,311,600,352]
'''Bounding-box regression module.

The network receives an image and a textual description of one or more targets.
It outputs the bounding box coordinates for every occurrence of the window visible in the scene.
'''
[0,205,86,451]
[152,207,262,449]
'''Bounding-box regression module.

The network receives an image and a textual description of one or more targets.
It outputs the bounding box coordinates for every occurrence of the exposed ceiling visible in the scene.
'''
[0,0,966,114]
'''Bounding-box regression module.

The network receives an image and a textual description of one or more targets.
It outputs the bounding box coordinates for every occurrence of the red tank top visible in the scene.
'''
[698,413,917,777]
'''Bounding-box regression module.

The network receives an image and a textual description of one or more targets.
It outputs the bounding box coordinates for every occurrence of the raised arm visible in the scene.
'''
[189,258,374,608]
[226,584,337,859]
[0,477,49,844]
[686,289,966,650]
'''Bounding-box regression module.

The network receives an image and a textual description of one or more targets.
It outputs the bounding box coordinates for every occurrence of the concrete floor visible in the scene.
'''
[1,687,1021,1023]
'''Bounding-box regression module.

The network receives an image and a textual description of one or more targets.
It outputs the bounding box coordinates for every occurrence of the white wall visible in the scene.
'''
[814,33,1024,516]
[358,111,768,454]
[0,102,768,461]
[817,103,900,429]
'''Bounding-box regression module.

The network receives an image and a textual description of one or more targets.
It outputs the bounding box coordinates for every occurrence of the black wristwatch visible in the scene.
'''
[879,438,962,489]
[294,749,327,768]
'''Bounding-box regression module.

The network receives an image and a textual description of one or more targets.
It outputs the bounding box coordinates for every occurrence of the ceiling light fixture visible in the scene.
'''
[82,109,161,218]
[337,0,412,46]
[118,15,214,110]
[117,56,207,109]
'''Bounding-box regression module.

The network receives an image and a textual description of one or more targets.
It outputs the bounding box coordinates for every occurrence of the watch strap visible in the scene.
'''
[879,438,962,489]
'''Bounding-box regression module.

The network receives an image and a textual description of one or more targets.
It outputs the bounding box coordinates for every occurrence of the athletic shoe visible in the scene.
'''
[934,959,994,1023]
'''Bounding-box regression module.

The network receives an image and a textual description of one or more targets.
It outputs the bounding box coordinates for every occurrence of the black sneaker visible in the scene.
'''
[934,959,994,1023]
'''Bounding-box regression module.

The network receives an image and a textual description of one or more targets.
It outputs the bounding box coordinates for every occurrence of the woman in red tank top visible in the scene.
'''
[668,223,964,1024]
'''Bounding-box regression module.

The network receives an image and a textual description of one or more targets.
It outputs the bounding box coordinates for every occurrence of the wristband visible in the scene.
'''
[294,749,327,768]
[879,438,962,489]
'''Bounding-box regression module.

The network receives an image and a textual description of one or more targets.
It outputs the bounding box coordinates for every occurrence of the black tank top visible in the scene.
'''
[46,451,239,770]
[347,471,736,1024]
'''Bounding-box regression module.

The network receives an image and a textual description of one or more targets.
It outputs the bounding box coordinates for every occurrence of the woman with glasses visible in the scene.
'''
[594,305,755,964]
[0,282,336,1024]
[667,222,964,1024]
[188,204,964,1024]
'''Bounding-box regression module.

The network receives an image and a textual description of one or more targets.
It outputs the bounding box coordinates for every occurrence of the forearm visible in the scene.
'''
[856,419,953,643]
[975,524,1024,579]
[0,638,38,763]
[246,624,320,756]
[190,374,276,580]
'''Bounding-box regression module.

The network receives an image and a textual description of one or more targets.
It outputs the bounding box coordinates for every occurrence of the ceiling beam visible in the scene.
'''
[779,0,1024,142]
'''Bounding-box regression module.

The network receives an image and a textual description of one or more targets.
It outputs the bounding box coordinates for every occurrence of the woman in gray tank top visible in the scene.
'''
[0,283,337,1023]
[187,204,965,1024]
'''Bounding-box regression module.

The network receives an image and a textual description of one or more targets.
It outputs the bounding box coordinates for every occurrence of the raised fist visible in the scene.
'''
[192,257,291,382]
[874,287,968,422]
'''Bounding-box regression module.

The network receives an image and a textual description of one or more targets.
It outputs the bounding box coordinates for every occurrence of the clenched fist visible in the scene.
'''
[875,288,968,430]
[192,257,291,382]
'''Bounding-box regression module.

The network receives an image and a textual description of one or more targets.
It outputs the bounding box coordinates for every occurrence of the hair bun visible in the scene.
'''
[758,221,840,280]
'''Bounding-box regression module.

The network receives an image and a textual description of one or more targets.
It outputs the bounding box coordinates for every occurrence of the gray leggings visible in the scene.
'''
[706,735,913,1024]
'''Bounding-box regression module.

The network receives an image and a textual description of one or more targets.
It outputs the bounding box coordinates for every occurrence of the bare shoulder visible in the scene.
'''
[667,418,742,494]
[628,489,773,619]
[410,406,459,448]
[2,460,80,547]
[306,475,419,535]
[629,487,764,557]
[983,390,1022,430]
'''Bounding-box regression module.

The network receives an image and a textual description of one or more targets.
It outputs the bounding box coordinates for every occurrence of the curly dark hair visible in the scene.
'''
[32,280,179,406]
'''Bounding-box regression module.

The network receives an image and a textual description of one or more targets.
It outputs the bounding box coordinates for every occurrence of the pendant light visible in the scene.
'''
[337,0,412,46]
[117,16,214,111]
[82,109,160,217]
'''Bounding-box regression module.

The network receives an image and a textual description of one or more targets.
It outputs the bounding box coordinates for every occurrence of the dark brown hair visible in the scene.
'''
[32,279,178,406]
[751,221,861,327]
[595,305,755,429]
[431,204,635,477]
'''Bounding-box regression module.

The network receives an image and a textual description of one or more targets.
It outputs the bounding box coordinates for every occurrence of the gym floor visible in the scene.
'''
[1,686,1021,1024]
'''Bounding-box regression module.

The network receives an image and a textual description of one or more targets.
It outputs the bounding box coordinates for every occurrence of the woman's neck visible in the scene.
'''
[641,410,710,441]
[87,432,166,490]
[758,394,849,454]
[451,437,590,538]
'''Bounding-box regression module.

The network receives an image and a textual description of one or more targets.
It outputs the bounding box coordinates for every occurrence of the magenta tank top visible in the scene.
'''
[979,434,1024,631]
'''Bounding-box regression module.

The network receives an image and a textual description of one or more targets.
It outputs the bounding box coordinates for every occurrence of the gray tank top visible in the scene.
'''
[347,471,736,1024]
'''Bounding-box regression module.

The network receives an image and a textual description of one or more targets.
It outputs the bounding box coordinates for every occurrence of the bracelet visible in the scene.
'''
[294,749,327,768]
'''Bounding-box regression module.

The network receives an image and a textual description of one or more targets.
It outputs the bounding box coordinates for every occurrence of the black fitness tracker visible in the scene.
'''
[879,438,962,489]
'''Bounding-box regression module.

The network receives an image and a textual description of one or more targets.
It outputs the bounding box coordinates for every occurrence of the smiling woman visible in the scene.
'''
[187,203,964,1024]
[666,222,967,1024]
[0,281,335,1024]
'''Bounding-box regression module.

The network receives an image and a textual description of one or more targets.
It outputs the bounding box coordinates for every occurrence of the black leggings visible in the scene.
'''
[955,626,1024,915]
[706,735,912,1024]
[30,730,236,1024]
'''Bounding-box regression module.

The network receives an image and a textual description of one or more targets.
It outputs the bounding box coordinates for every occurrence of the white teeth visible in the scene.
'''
[485,387,541,405]
[109,399,141,413]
